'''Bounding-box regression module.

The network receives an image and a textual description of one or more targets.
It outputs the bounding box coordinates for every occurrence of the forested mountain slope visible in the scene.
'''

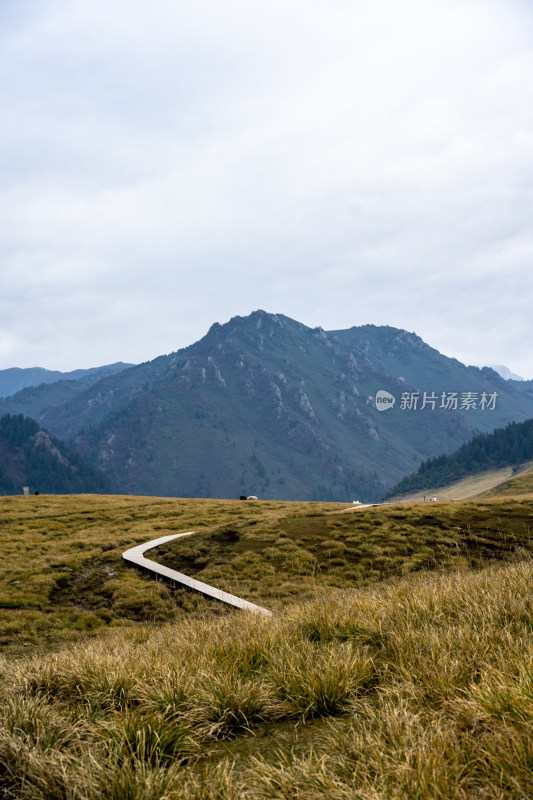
[386,417,533,498]
[0,414,111,495]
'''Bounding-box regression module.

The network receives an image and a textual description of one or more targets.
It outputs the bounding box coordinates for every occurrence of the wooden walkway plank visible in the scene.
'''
[123,532,272,616]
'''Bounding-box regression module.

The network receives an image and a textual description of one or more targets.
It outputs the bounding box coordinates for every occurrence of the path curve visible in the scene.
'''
[332,502,389,514]
[122,532,272,616]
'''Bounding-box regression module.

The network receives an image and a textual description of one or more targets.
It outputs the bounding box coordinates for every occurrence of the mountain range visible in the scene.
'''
[0,363,133,399]
[1,311,533,501]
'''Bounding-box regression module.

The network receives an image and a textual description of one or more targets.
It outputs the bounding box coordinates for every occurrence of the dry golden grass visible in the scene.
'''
[1,559,532,798]
[2,489,533,797]
[0,494,344,653]
[480,463,533,499]
[3,492,533,656]
[151,496,533,614]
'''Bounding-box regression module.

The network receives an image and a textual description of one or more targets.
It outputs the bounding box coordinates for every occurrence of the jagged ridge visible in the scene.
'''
[1,311,532,501]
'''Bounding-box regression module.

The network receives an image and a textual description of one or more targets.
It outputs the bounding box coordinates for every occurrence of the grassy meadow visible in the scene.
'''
[0,495,344,654]
[1,488,533,798]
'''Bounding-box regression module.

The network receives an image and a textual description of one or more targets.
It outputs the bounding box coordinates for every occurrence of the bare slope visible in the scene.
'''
[390,461,533,502]
[480,461,533,498]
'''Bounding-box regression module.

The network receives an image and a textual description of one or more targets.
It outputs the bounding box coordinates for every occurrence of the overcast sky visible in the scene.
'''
[1,0,532,377]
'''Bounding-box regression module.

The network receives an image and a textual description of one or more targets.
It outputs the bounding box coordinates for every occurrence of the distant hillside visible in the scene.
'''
[482,463,533,498]
[491,364,525,381]
[0,362,133,399]
[385,418,533,498]
[0,357,171,439]
[2,312,533,501]
[508,378,533,397]
[0,414,111,495]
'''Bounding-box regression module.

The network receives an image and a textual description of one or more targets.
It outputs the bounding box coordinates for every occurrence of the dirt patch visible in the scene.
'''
[217,529,241,543]
[49,561,121,610]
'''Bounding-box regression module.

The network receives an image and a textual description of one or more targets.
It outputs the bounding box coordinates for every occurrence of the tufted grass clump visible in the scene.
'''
[1,558,532,798]
[267,640,378,721]
[2,491,533,798]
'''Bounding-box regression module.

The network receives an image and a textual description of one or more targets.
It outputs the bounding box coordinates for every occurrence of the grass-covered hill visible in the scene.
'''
[0,413,111,495]
[3,492,533,654]
[2,311,533,501]
[1,490,533,798]
[480,462,533,499]
[386,417,533,499]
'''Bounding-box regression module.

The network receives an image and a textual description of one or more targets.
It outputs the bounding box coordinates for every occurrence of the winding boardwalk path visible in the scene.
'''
[122,532,272,616]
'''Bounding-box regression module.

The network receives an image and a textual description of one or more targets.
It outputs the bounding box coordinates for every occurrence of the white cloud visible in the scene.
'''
[0,0,532,376]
